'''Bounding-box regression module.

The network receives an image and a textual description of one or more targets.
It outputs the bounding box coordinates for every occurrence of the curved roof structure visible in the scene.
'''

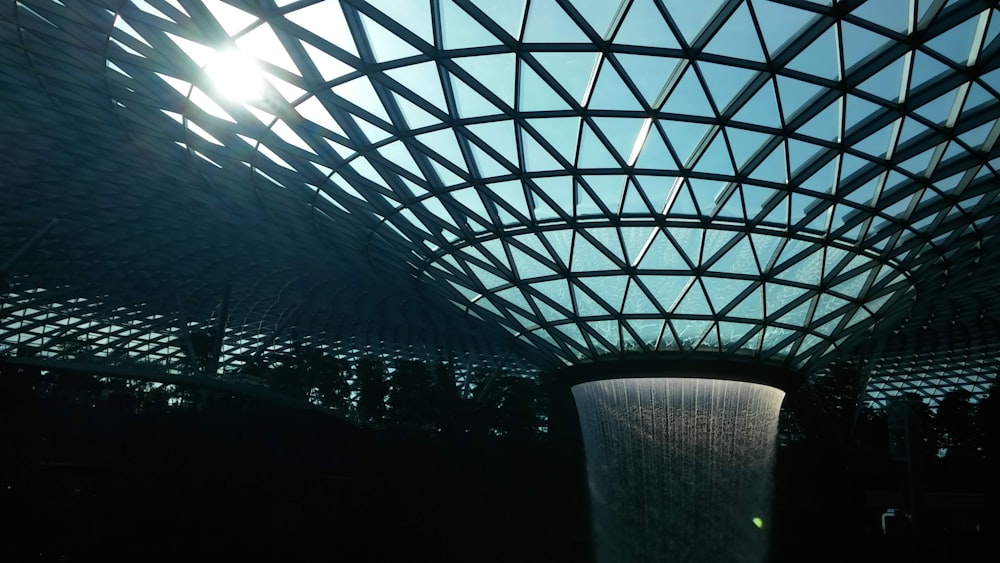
[3,0,1000,407]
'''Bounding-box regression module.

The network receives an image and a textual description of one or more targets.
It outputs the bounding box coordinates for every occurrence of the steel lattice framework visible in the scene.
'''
[2,0,1000,407]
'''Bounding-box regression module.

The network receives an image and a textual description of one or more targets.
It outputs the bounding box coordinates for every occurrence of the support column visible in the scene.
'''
[573,377,785,563]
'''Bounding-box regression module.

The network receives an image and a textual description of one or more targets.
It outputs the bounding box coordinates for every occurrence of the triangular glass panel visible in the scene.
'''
[958,121,994,151]
[643,275,691,311]
[926,15,979,66]
[332,76,391,122]
[668,227,704,265]
[386,61,447,111]
[800,158,837,194]
[533,51,600,105]
[687,178,726,217]
[466,120,519,165]
[797,100,841,142]
[765,283,811,319]
[368,0,434,45]
[776,75,824,123]
[592,117,647,162]
[614,0,681,48]
[572,233,620,271]
[203,0,257,36]
[531,177,574,220]
[844,94,883,132]
[589,320,622,352]
[452,74,504,118]
[786,26,839,80]
[299,41,352,83]
[635,127,680,170]
[666,180,699,216]
[392,92,440,130]
[732,80,781,128]
[623,278,660,314]
[718,322,756,350]
[236,23,300,76]
[830,268,870,300]
[627,319,666,349]
[672,320,713,350]
[526,117,581,164]
[523,0,590,43]
[850,0,908,33]
[615,54,681,106]
[675,281,712,315]
[578,124,621,168]
[622,180,654,214]
[439,0,503,49]
[638,230,688,270]
[475,0,526,40]
[584,175,625,215]
[748,143,787,184]
[728,285,764,319]
[743,185,780,223]
[590,227,626,263]
[662,66,714,117]
[698,325,722,352]
[693,133,735,177]
[574,283,610,317]
[858,57,905,102]
[702,2,765,62]
[572,0,621,38]
[661,120,712,166]
[286,1,358,56]
[468,141,509,179]
[657,325,681,351]
[910,50,951,91]
[532,279,573,310]
[913,88,958,125]
[660,0,725,46]
[521,129,564,171]
[710,236,757,275]
[773,298,812,328]
[519,60,571,111]
[761,194,788,226]
[510,245,555,280]
[361,14,422,62]
[701,277,753,313]
[752,1,816,56]
[620,226,656,266]
[588,60,643,111]
[841,21,891,71]
[450,187,492,224]
[853,122,894,159]
[454,54,516,108]
[774,246,823,286]
[541,229,574,267]
[584,275,630,312]
[813,293,850,321]
[417,128,466,168]
[725,127,772,171]
[698,61,757,113]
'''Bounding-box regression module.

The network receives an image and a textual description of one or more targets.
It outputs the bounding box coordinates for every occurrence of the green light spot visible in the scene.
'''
[752,517,764,529]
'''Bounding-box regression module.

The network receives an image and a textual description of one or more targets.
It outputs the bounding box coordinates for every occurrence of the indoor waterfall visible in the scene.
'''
[573,377,785,563]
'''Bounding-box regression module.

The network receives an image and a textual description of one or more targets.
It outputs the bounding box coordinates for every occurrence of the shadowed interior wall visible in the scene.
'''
[573,378,785,563]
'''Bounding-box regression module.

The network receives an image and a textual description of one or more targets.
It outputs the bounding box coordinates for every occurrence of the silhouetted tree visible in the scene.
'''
[388,359,436,430]
[934,389,981,461]
[304,350,351,411]
[490,375,541,439]
[187,329,216,372]
[356,357,387,424]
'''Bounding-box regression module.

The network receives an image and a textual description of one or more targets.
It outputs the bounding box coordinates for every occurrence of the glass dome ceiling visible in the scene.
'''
[3,0,1000,391]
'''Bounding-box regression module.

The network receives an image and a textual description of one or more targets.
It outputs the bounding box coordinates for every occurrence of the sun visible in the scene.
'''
[204,49,263,102]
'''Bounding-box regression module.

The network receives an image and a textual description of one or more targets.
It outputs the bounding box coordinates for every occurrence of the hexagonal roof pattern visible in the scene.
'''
[2,0,999,406]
